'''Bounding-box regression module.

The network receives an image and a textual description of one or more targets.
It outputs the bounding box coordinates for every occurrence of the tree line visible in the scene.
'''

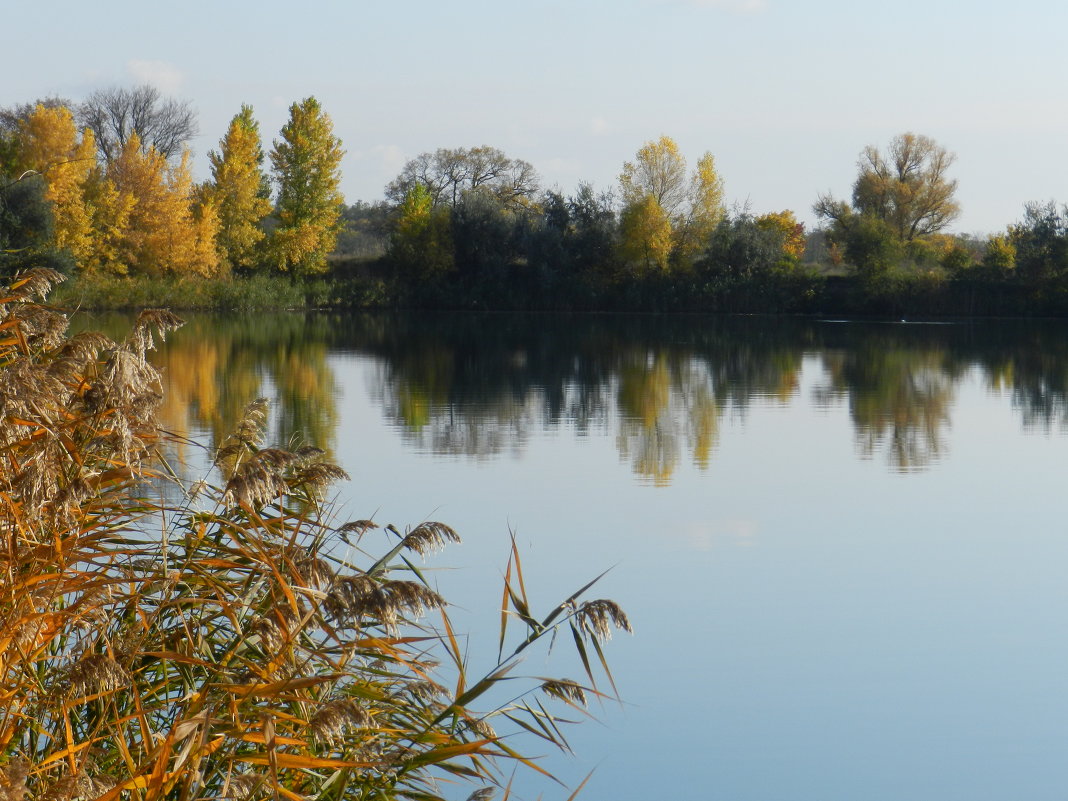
[0,87,343,278]
[4,85,1068,314]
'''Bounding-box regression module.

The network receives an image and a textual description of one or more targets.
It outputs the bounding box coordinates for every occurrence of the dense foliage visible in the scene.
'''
[6,89,1068,314]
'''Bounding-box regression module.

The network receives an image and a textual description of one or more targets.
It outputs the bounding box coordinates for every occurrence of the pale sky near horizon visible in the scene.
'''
[8,0,1068,235]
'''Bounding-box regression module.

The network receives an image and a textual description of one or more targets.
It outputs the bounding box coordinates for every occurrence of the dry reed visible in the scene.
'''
[0,269,630,801]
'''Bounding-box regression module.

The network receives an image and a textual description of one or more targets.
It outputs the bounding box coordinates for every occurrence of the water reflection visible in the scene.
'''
[815,335,957,470]
[84,312,1068,481]
[75,313,340,456]
[970,327,1068,432]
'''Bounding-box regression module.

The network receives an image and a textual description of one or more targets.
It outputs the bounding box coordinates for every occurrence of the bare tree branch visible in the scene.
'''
[78,85,197,163]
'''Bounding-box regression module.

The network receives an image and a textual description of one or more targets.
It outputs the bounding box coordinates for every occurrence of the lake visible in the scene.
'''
[111,310,1068,800]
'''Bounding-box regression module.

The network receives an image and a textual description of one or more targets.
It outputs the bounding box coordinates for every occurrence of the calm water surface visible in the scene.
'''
[123,311,1068,800]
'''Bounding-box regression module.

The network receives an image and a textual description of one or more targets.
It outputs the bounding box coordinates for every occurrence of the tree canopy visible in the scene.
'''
[617,136,725,270]
[78,84,197,163]
[386,146,539,211]
[205,105,272,272]
[268,97,345,275]
[815,132,959,242]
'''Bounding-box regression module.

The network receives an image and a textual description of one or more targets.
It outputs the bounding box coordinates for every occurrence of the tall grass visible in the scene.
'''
[0,269,628,800]
[48,273,394,312]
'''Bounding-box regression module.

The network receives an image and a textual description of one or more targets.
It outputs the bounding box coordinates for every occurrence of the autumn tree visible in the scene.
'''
[107,133,218,276]
[618,194,672,272]
[268,97,345,275]
[983,233,1016,274]
[78,85,197,163]
[204,105,272,272]
[390,183,453,281]
[386,146,539,211]
[815,133,959,243]
[756,210,807,263]
[14,104,96,263]
[79,170,136,275]
[0,97,73,174]
[618,136,725,269]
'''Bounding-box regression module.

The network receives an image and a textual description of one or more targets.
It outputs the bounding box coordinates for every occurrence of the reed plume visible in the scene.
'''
[0,273,628,801]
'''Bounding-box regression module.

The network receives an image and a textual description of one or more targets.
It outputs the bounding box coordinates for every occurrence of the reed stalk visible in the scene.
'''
[0,268,628,800]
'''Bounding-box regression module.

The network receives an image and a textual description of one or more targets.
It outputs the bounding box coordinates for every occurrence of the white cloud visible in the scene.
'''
[126,60,185,93]
[589,116,612,136]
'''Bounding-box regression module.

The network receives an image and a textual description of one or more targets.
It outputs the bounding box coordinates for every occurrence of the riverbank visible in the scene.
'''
[44,269,1068,318]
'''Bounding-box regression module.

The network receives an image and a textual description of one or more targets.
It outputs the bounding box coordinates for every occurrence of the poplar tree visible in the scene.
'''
[618,136,725,269]
[15,105,96,263]
[108,134,218,276]
[618,195,673,273]
[268,97,344,275]
[206,105,272,272]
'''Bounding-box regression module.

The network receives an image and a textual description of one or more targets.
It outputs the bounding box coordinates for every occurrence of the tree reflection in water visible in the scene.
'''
[816,337,957,471]
[77,312,341,461]
[77,311,1068,483]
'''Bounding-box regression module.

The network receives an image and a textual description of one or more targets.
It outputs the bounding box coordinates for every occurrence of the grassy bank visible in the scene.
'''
[44,267,1068,318]
[48,272,394,311]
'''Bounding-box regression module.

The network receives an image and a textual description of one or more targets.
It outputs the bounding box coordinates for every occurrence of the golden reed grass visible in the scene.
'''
[0,269,629,800]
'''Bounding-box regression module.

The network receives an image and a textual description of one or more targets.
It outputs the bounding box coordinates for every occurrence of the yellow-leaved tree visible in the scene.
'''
[205,105,272,272]
[618,135,725,270]
[268,97,344,275]
[756,209,807,264]
[391,183,454,281]
[107,133,219,276]
[15,105,96,263]
[80,170,136,275]
[618,194,673,273]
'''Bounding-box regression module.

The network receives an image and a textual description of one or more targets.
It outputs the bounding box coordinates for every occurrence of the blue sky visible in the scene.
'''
[9,0,1068,234]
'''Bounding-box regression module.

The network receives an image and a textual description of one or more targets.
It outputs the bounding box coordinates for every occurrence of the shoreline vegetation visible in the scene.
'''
[6,92,1068,319]
[0,267,631,799]
[45,269,1068,319]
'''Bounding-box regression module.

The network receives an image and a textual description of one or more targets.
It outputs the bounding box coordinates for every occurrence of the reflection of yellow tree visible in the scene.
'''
[272,342,338,451]
[155,330,261,447]
[975,331,1068,432]
[137,315,339,461]
[690,384,720,470]
[615,355,725,484]
[819,346,954,471]
[364,316,805,482]
[617,356,676,485]
[390,345,455,430]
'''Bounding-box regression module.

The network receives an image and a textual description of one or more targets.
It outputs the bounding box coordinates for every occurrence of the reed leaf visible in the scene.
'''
[0,273,629,801]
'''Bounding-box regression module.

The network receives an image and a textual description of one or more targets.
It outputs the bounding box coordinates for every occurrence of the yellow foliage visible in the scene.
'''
[620,135,689,217]
[206,106,272,271]
[268,97,345,274]
[688,153,725,227]
[984,234,1016,272]
[16,105,96,263]
[755,210,806,261]
[676,152,726,262]
[189,197,223,278]
[81,171,135,275]
[619,136,726,267]
[392,184,454,279]
[107,136,220,276]
[618,195,673,273]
